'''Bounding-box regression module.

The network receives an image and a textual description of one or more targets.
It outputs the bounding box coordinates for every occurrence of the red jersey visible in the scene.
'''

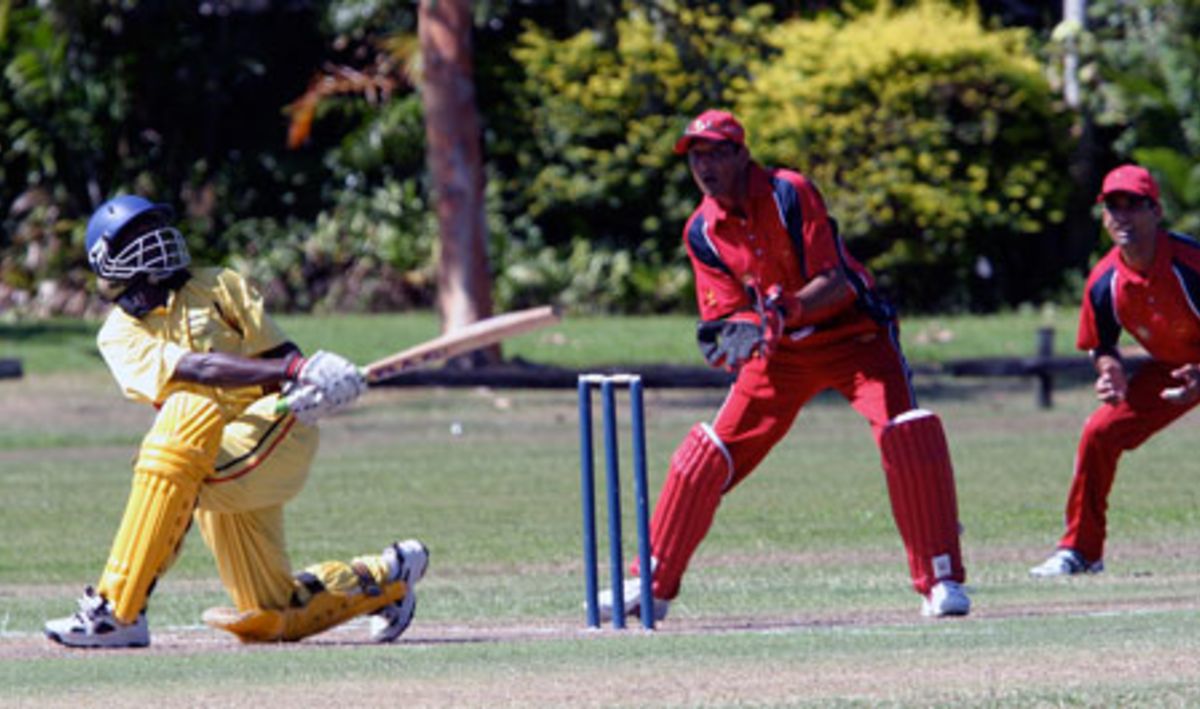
[1078,230,1200,366]
[682,163,891,348]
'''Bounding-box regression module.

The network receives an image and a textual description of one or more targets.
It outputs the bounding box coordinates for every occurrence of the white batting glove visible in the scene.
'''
[297,350,368,408]
[282,384,334,426]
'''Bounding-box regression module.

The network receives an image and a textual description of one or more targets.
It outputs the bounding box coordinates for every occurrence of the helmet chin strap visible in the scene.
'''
[113,270,191,318]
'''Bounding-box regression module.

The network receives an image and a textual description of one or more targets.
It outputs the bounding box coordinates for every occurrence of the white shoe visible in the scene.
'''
[597,577,670,623]
[44,586,150,648]
[382,539,429,586]
[921,580,971,618]
[369,587,417,643]
[1029,548,1104,578]
[370,539,428,643]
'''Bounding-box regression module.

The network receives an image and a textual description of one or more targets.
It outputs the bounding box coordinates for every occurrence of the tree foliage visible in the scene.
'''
[503,1,1072,312]
[486,3,777,313]
[6,0,1182,318]
[739,0,1073,310]
[1079,0,1200,236]
[1,0,432,314]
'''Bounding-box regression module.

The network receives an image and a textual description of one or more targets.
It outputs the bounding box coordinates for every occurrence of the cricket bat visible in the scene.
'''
[363,305,561,384]
[276,305,562,414]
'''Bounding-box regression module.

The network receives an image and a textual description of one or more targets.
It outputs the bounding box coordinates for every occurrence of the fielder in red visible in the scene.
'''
[1031,165,1200,577]
[599,110,971,620]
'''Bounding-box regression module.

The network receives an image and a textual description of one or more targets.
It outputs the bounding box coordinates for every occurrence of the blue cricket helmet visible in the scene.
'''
[85,195,190,280]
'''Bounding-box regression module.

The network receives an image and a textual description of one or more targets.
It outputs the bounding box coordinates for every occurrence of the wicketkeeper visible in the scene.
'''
[600,110,971,621]
[45,195,428,648]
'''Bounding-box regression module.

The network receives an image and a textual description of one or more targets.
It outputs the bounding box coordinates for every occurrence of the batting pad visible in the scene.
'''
[879,409,965,594]
[648,423,733,600]
[98,393,225,623]
[203,576,407,643]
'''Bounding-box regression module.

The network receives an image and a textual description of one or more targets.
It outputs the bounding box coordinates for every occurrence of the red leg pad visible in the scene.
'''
[645,423,732,600]
[880,409,965,594]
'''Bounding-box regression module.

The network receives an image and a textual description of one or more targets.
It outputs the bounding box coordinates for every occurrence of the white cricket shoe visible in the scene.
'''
[1029,548,1104,578]
[44,586,150,648]
[597,577,670,623]
[921,580,971,618]
[369,539,429,643]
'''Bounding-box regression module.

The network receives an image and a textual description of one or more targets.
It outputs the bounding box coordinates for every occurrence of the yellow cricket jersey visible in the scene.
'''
[97,267,289,421]
[98,267,317,503]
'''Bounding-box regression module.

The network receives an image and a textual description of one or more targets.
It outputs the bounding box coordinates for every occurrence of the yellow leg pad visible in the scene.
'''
[97,393,225,623]
[203,580,407,643]
[201,605,286,643]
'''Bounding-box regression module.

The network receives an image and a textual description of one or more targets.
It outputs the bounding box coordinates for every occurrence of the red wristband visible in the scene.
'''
[284,353,307,380]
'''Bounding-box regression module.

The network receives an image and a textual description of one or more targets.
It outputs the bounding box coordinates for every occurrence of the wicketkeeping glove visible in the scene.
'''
[696,318,768,371]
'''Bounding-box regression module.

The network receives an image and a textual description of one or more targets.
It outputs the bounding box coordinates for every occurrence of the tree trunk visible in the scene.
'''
[1061,0,1100,275]
[418,0,498,366]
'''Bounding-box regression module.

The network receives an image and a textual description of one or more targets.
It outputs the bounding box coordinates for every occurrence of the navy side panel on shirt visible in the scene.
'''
[769,174,894,324]
[831,221,895,324]
[1168,232,1200,318]
[685,214,734,278]
[1088,265,1121,355]
[769,176,807,278]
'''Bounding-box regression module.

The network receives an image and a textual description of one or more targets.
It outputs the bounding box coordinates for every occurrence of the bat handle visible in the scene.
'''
[273,366,369,416]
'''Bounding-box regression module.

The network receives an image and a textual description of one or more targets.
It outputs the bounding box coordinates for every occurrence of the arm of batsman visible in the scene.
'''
[296,350,368,407]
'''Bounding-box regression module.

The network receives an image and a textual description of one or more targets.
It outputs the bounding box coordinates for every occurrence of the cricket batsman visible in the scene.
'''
[44,195,428,647]
[600,110,971,621]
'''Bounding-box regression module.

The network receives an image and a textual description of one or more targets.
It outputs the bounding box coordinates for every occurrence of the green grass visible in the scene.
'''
[3,366,1200,705]
[1,305,1088,376]
[0,319,106,375]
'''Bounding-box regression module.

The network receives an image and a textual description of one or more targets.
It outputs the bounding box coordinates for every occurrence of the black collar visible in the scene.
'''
[115,270,192,318]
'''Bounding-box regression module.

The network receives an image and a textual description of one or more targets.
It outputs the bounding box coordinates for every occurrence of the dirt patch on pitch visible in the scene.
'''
[6,589,1197,658]
[6,594,1200,708]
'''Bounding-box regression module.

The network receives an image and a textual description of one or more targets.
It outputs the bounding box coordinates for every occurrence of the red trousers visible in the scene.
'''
[714,328,917,491]
[646,325,926,600]
[1058,360,1199,561]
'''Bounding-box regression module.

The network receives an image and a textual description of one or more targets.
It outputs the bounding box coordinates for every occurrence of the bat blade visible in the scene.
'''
[365,305,562,384]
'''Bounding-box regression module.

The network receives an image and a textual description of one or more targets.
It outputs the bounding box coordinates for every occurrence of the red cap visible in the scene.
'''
[674,110,746,155]
[1097,164,1160,204]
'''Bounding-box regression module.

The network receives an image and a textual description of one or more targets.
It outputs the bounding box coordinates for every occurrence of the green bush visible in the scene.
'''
[492,4,776,313]
[738,0,1074,311]
[0,1,428,316]
[224,177,437,313]
[497,1,1074,313]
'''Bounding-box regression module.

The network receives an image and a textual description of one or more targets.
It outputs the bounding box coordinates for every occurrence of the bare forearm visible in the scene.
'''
[777,270,856,328]
[174,345,302,388]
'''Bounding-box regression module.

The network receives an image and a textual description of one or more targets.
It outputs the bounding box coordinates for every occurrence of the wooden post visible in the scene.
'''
[1036,327,1055,409]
